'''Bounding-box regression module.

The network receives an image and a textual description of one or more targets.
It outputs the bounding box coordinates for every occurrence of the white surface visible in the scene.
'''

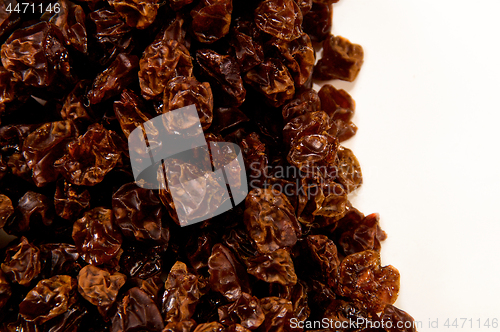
[322,0,500,330]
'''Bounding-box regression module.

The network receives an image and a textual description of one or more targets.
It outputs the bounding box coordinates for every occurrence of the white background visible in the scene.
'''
[320,0,500,330]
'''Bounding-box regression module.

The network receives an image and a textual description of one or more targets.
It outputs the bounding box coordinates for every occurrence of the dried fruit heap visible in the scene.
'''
[0,0,417,331]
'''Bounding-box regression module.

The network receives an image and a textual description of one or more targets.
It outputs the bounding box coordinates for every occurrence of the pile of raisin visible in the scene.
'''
[0,0,417,331]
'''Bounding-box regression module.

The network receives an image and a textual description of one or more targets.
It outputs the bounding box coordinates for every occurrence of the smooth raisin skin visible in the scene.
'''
[72,207,123,266]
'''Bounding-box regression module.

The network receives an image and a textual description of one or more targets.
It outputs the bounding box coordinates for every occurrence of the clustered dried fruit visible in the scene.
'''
[0,1,415,331]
